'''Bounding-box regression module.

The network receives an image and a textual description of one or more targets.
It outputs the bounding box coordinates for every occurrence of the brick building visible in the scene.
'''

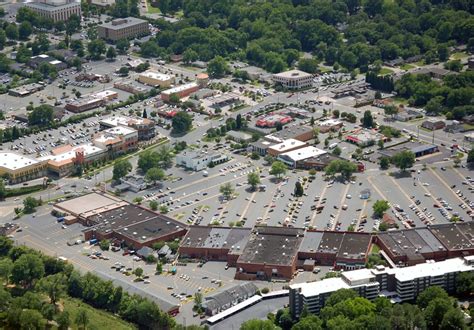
[98,17,150,42]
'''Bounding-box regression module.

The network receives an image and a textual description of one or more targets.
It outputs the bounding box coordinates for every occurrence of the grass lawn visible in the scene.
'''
[414,60,425,66]
[378,67,394,75]
[451,52,468,60]
[62,297,135,330]
[463,123,474,131]
[319,66,332,73]
[399,64,415,70]
[371,244,381,254]
[146,0,160,14]
[393,97,409,105]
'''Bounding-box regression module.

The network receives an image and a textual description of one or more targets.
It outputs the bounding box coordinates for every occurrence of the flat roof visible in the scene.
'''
[291,277,349,297]
[25,1,80,11]
[377,227,446,258]
[99,17,147,30]
[0,152,40,171]
[206,295,262,324]
[180,226,251,255]
[55,193,124,216]
[139,70,172,81]
[238,227,304,266]
[319,119,343,127]
[430,222,474,251]
[279,146,326,162]
[268,139,306,153]
[395,257,472,282]
[39,143,106,165]
[100,115,152,127]
[265,125,313,143]
[161,82,199,96]
[273,69,312,79]
[89,204,185,243]
[379,141,438,158]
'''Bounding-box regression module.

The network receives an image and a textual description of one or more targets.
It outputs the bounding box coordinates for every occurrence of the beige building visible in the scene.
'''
[272,69,313,89]
[0,152,47,183]
[138,71,174,88]
[25,0,81,22]
[98,17,150,42]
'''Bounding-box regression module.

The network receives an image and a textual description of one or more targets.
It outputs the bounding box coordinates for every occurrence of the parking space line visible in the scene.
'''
[331,184,351,230]
[239,191,256,222]
[309,185,329,229]
[389,176,431,226]
[429,168,472,211]
[355,200,368,230]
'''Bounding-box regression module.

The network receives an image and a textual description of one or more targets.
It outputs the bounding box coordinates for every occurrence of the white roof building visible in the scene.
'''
[0,152,40,171]
[277,146,327,167]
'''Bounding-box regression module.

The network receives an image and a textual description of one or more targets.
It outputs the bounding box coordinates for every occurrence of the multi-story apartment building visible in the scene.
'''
[97,17,150,42]
[25,0,81,22]
[289,256,474,318]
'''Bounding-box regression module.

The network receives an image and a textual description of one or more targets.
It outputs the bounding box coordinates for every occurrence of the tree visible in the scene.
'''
[87,39,106,60]
[325,160,358,181]
[241,319,278,330]
[157,145,174,168]
[0,258,13,284]
[116,39,130,54]
[456,272,474,297]
[378,139,384,149]
[362,111,375,128]
[133,267,144,278]
[219,182,235,200]
[106,46,117,61]
[172,112,193,134]
[23,196,41,214]
[332,146,342,156]
[332,110,340,118]
[6,24,18,40]
[19,21,33,40]
[379,157,390,170]
[56,311,70,330]
[294,181,304,197]
[155,262,163,274]
[28,105,53,126]
[373,200,390,218]
[149,200,158,211]
[194,292,203,309]
[11,253,45,288]
[37,273,67,305]
[75,308,89,330]
[236,114,243,130]
[159,205,168,214]
[424,298,454,329]
[20,309,46,330]
[145,167,165,185]
[391,150,415,171]
[112,159,132,180]
[298,58,319,73]
[118,66,129,76]
[247,172,260,191]
[183,49,198,64]
[417,286,450,309]
[292,315,323,330]
[207,56,229,78]
[270,161,287,179]
[468,149,474,164]
[99,240,110,251]
[440,308,467,330]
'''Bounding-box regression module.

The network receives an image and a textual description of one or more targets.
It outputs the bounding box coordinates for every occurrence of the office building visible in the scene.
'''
[98,17,150,41]
[99,116,156,141]
[25,0,81,22]
[138,71,174,88]
[161,82,200,102]
[272,70,313,89]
